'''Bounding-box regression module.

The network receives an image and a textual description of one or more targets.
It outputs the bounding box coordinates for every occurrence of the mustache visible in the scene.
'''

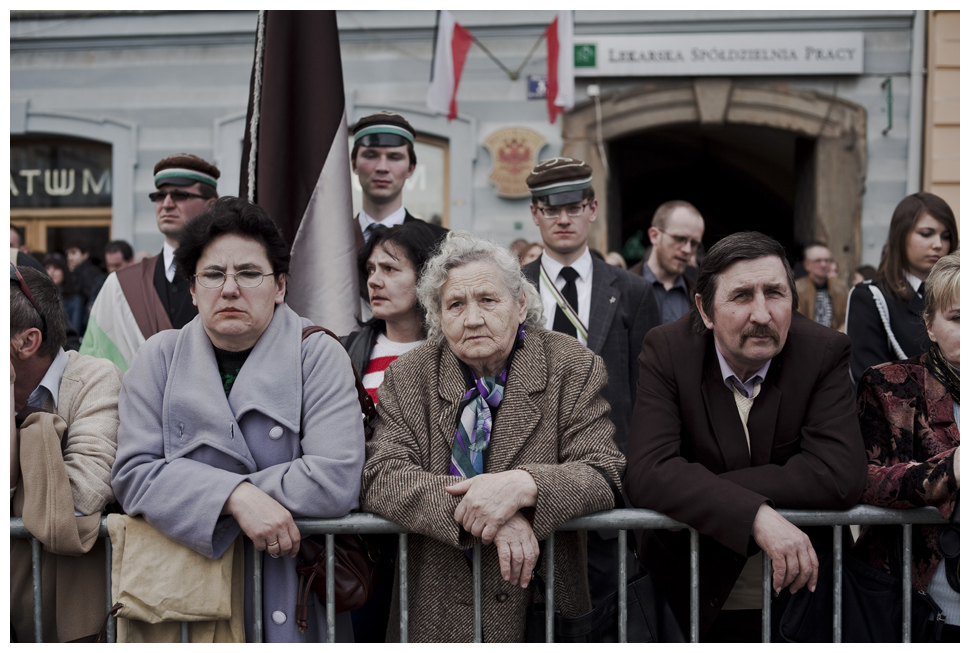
[741,324,779,344]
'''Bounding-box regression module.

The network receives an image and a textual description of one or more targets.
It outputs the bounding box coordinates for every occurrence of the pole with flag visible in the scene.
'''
[426,10,474,121]
[545,10,575,124]
[240,10,359,334]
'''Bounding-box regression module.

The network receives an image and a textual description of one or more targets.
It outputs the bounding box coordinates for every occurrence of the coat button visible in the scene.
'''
[272,610,286,625]
[495,592,509,603]
[269,426,284,440]
[709,598,719,607]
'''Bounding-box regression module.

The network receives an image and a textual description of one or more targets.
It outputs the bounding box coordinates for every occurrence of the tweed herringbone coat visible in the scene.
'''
[361,328,625,642]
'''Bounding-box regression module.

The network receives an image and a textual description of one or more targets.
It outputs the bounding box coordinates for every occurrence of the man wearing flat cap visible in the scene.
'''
[351,111,447,244]
[80,154,218,370]
[521,157,660,608]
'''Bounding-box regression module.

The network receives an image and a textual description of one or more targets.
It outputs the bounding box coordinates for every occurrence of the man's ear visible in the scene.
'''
[694,293,714,330]
[11,328,43,361]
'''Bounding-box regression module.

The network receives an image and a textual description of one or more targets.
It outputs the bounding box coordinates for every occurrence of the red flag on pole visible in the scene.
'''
[546,11,575,124]
[240,10,359,334]
[427,10,474,121]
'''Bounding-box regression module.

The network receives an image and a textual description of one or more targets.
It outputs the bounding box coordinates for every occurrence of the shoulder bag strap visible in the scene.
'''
[302,325,378,439]
[538,261,589,341]
[866,282,909,360]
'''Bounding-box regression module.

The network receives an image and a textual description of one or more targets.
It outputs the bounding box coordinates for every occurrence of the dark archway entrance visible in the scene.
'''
[562,80,867,277]
[608,123,817,266]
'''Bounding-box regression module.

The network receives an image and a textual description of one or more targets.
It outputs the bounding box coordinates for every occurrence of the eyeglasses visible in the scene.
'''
[658,229,702,251]
[149,190,207,203]
[536,202,590,219]
[10,263,48,339]
[806,258,834,265]
[194,269,275,289]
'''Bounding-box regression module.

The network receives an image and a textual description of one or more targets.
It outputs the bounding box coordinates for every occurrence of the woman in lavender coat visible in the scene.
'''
[111,198,365,642]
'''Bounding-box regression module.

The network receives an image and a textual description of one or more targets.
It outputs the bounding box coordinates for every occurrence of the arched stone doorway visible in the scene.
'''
[562,79,867,274]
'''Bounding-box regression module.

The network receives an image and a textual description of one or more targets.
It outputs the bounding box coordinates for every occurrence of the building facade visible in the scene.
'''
[10,10,957,277]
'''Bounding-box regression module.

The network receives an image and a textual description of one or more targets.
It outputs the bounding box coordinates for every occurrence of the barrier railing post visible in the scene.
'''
[472,539,483,642]
[833,525,843,643]
[180,622,189,642]
[253,545,263,642]
[32,537,43,642]
[689,528,699,643]
[545,532,555,643]
[105,530,115,643]
[326,533,336,643]
[902,524,912,643]
[762,551,772,642]
[399,533,408,643]
[618,529,627,643]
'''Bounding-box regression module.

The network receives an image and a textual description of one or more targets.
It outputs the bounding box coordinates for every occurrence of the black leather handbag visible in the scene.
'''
[779,546,945,643]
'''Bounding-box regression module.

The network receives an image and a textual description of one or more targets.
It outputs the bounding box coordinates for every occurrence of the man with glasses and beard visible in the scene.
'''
[80,154,218,370]
[520,157,660,611]
[630,200,706,325]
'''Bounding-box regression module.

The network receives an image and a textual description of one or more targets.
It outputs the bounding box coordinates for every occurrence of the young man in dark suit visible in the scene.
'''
[520,157,660,609]
[625,231,867,641]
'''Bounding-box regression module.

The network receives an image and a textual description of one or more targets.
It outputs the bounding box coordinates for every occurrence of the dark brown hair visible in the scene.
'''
[691,231,798,335]
[876,192,958,301]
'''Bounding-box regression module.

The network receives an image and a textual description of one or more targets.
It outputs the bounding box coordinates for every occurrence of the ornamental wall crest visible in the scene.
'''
[483,127,547,198]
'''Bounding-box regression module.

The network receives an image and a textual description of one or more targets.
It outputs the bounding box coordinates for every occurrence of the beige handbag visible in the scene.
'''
[106,514,245,642]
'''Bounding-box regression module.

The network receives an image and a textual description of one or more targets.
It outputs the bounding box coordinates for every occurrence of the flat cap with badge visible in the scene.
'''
[526,157,593,206]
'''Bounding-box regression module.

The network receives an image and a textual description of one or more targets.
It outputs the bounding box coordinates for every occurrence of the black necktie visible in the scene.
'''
[364,222,387,242]
[917,282,925,298]
[552,266,579,338]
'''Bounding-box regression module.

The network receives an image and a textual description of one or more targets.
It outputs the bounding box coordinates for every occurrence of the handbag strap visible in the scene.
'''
[301,325,378,439]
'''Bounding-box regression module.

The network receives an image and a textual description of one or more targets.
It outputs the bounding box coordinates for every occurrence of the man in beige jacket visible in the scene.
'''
[10,263,123,642]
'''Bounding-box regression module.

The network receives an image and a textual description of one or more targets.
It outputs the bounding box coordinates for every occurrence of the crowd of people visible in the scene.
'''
[10,111,959,644]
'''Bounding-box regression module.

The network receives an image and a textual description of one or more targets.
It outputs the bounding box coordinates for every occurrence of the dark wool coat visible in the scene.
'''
[360,328,625,642]
[624,311,867,634]
[852,354,959,592]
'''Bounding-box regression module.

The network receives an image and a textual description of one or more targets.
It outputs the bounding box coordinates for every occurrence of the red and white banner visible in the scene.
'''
[240,10,359,334]
[426,10,474,121]
[546,10,575,124]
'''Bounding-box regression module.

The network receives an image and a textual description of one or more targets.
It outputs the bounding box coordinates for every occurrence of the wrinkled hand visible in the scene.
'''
[445,470,538,544]
[224,482,301,558]
[493,512,539,588]
[752,504,818,594]
[954,446,960,488]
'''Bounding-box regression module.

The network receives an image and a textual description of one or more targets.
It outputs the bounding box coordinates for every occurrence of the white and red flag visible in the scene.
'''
[546,10,575,124]
[240,10,359,334]
[426,10,474,121]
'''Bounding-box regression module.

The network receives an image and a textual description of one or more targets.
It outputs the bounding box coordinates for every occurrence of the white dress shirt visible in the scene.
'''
[538,248,593,347]
[359,206,407,241]
[162,241,177,283]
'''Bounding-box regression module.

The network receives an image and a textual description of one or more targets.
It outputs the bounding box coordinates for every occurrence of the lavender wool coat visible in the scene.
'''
[111,304,365,642]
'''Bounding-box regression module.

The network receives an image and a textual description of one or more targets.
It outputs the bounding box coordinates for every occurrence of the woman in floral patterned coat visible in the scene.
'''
[853,251,960,641]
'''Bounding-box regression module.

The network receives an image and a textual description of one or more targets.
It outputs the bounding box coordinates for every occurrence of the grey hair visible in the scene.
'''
[417,230,544,346]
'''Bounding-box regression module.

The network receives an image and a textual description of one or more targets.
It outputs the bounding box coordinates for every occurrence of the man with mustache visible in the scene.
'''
[625,231,866,642]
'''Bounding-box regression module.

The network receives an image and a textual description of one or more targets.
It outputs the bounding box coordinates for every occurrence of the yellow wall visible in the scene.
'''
[923,10,960,222]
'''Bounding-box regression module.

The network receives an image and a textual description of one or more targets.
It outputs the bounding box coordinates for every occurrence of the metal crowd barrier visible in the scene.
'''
[10,506,948,643]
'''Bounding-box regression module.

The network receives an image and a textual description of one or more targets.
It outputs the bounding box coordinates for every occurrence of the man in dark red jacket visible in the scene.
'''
[625,231,866,641]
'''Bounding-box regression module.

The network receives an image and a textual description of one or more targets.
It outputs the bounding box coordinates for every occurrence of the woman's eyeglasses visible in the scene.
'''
[194,270,275,289]
[10,263,48,339]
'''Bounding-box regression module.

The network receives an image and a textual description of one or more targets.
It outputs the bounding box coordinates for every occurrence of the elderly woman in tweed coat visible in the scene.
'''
[361,231,625,643]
